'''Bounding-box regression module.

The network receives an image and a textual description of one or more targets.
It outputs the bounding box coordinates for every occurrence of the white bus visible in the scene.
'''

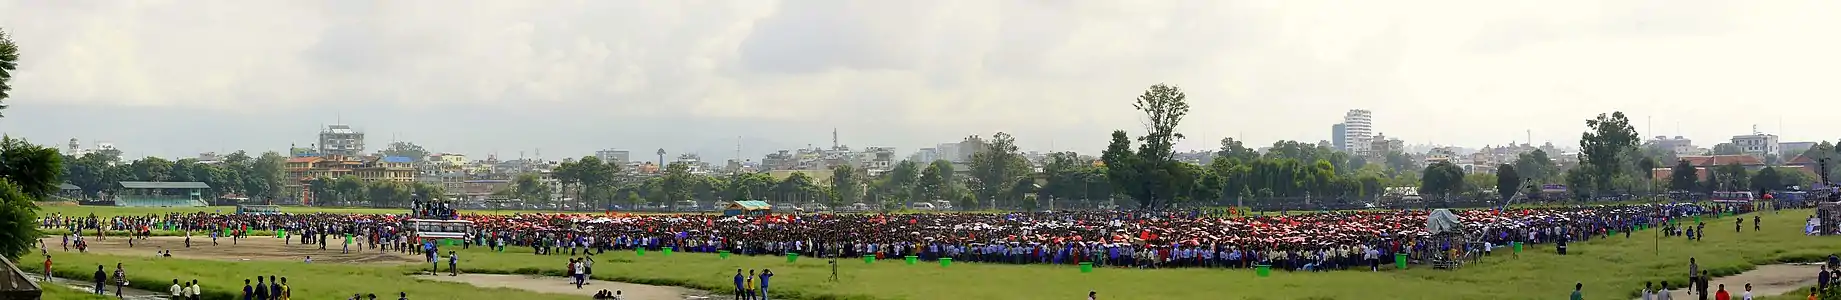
[407,219,474,245]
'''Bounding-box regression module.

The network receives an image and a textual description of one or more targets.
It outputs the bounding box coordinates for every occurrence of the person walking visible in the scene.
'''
[254,276,268,300]
[241,279,253,300]
[114,263,127,297]
[189,279,202,300]
[170,279,183,300]
[758,269,773,300]
[268,275,281,300]
[732,269,744,300]
[1716,284,1730,300]
[1742,283,1753,300]
[279,277,292,300]
[1697,271,1711,300]
[745,270,757,300]
[1690,258,1701,295]
[1571,282,1584,300]
[41,255,51,283]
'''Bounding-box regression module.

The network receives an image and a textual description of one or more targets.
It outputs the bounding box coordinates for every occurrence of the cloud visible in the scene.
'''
[2,0,1839,160]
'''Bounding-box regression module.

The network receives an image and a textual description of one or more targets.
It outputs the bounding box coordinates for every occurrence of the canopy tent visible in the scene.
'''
[1426,209,1464,235]
[724,200,773,216]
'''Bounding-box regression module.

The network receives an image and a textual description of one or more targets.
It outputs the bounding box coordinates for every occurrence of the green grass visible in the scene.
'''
[32,207,1841,300]
[46,252,580,300]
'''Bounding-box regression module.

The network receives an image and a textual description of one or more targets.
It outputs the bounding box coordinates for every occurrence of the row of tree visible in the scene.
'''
[60,151,291,201]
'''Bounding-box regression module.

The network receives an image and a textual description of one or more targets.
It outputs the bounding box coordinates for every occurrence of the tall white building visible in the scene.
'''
[318,124,365,157]
[1342,109,1374,155]
[1731,131,1780,158]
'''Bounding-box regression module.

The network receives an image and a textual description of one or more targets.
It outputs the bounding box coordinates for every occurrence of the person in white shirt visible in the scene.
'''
[188,279,202,300]
[1742,283,1753,300]
[1657,281,1673,300]
[170,279,183,300]
[1641,281,1653,300]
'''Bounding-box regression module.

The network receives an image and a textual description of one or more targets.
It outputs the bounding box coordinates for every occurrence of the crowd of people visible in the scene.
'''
[36,202,1751,275]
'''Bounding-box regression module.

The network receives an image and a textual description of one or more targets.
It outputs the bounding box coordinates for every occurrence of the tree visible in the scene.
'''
[0,28,18,117]
[0,137,65,199]
[1669,160,1700,192]
[1101,84,1192,209]
[1101,130,1144,206]
[917,160,956,203]
[1579,112,1640,195]
[1513,150,1557,183]
[380,142,431,161]
[242,151,287,200]
[1495,164,1520,202]
[0,179,39,259]
[1418,161,1465,200]
[660,162,695,207]
[1215,138,1259,163]
[1709,162,1749,192]
[128,156,175,182]
[1563,168,1594,199]
[1712,143,1742,155]
[512,173,551,203]
[968,132,1029,209]
[1752,167,1783,193]
[829,164,862,206]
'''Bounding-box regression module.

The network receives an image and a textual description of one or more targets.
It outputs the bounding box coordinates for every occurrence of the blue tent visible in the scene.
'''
[723,201,773,216]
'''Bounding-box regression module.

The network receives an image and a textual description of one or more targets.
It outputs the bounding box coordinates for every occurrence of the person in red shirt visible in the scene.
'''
[1716,283,1731,300]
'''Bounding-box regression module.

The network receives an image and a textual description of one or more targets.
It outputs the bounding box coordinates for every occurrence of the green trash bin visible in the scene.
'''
[720,250,731,259]
[1079,262,1093,273]
[864,255,875,264]
[664,247,674,256]
[1254,265,1271,277]
[637,248,646,256]
[787,253,798,263]
[1394,253,1407,270]
[1512,242,1522,253]
[905,256,917,265]
[940,258,952,267]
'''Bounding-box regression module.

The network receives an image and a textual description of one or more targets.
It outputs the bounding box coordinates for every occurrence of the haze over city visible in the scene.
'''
[2,0,1839,161]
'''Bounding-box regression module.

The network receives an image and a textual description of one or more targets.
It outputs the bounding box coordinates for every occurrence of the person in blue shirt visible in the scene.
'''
[732,269,744,300]
[241,279,252,300]
[758,269,773,300]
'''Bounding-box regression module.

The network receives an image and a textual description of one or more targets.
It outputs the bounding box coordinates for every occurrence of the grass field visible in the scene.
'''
[28,205,1841,300]
[33,203,569,218]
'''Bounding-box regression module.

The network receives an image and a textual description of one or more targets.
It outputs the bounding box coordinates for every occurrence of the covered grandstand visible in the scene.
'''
[114,181,210,207]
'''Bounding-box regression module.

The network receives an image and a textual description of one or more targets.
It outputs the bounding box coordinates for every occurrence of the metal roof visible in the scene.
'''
[381,156,414,163]
[118,181,211,189]
[59,183,80,190]
[728,200,772,210]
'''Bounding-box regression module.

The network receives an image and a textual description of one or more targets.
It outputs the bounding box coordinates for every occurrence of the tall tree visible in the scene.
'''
[1105,84,1191,209]
[1712,143,1742,155]
[127,156,174,182]
[1418,161,1466,200]
[884,160,921,209]
[1752,166,1783,193]
[381,142,431,161]
[1669,160,1700,192]
[659,162,694,207]
[1578,112,1640,195]
[0,179,38,259]
[1495,164,1520,202]
[1101,130,1144,207]
[0,136,64,198]
[1513,149,1557,183]
[828,164,863,206]
[968,132,1028,209]
[917,160,956,203]
[243,151,287,200]
[0,27,18,117]
[512,173,551,203]
[1215,138,1259,163]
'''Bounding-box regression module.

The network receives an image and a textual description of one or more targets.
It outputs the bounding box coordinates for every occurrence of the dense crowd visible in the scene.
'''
[38,202,1751,273]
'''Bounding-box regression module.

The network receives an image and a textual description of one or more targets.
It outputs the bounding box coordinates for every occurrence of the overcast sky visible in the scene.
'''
[2,0,1839,161]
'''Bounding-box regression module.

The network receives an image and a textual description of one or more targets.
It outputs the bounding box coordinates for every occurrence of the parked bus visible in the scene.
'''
[406,219,473,245]
[1710,191,1755,203]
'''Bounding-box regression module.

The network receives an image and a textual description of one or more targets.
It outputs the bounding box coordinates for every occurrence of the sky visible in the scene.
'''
[2,0,1840,162]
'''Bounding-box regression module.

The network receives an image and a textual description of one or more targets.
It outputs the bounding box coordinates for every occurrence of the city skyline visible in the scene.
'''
[4,1,1841,160]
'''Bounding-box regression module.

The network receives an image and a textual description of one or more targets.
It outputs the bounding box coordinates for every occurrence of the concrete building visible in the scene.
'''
[1343,110,1374,155]
[1331,123,1348,151]
[1647,136,1698,157]
[1730,132,1780,158]
[595,149,630,164]
[317,124,366,157]
[1369,132,1403,156]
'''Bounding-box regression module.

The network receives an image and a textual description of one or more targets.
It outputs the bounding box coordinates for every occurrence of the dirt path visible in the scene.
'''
[1640,263,1821,300]
[44,276,168,300]
[39,235,422,264]
[415,274,716,300]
